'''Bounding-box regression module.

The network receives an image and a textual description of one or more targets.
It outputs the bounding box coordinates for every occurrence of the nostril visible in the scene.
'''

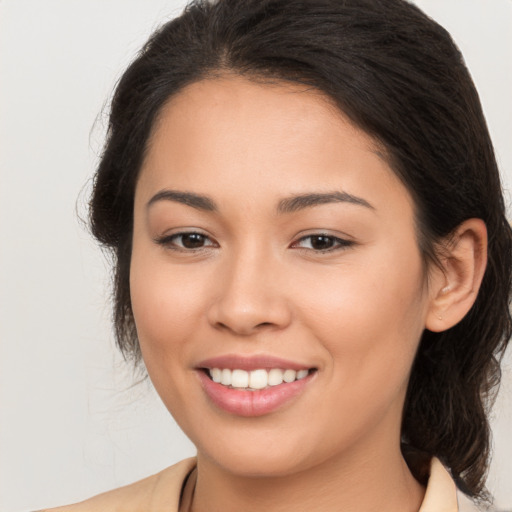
[212,320,280,335]
[207,289,293,336]
[256,322,273,328]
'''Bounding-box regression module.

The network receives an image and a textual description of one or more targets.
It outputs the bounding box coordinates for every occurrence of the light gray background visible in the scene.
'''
[0,1,510,511]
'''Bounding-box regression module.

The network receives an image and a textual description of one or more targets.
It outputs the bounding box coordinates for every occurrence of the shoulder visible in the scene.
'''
[40,458,196,512]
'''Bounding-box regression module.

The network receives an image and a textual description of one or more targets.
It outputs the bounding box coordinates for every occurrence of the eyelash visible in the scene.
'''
[155,231,354,254]
[292,234,354,253]
[154,231,217,252]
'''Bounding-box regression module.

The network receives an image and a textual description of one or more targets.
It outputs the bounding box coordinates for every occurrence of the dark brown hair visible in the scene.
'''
[89,0,512,501]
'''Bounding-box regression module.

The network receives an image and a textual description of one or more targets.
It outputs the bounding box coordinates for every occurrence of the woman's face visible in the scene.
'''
[131,76,435,476]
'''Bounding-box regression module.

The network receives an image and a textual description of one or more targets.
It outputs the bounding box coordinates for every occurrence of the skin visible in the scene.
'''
[130,76,487,512]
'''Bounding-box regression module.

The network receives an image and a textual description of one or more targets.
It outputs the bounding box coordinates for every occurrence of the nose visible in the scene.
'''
[206,250,292,336]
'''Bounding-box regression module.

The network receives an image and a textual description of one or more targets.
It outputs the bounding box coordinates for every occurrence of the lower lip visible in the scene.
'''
[197,370,315,417]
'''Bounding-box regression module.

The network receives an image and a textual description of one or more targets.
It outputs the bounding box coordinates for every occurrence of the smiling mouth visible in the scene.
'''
[204,367,316,391]
[197,362,318,416]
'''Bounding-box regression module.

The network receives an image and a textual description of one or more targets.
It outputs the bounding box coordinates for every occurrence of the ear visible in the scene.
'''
[425,218,487,332]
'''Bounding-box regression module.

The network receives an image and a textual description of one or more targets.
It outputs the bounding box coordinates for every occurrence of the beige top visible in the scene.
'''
[42,457,458,512]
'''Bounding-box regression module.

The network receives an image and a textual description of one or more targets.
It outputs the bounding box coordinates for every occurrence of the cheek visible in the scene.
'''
[301,243,427,392]
[129,249,207,364]
[129,251,215,428]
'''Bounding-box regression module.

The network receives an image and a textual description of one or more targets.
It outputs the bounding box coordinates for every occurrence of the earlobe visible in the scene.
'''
[425,219,487,333]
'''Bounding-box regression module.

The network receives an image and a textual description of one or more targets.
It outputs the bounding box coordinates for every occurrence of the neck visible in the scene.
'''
[191,441,425,512]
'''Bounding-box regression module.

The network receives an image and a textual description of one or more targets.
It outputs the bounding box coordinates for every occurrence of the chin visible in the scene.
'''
[201,446,314,478]
[190,421,341,479]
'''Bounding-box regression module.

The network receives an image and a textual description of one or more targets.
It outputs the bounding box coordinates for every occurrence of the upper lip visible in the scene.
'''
[196,354,315,371]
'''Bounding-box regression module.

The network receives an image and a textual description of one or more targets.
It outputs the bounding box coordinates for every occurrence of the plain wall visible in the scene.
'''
[1,1,510,511]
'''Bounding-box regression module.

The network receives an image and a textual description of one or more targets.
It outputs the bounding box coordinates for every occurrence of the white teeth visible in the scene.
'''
[297,369,309,380]
[221,368,232,386]
[268,368,284,386]
[283,369,297,383]
[211,368,222,383]
[249,369,268,389]
[208,368,310,390]
[231,369,249,388]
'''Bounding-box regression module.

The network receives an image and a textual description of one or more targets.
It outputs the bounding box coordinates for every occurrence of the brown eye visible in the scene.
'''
[179,233,208,249]
[155,231,216,250]
[293,234,354,252]
[309,235,336,250]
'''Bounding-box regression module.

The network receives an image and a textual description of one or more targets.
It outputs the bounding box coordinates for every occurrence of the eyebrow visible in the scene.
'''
[147,190,218,212]
[147,189,374,214]
[277,192,374,214]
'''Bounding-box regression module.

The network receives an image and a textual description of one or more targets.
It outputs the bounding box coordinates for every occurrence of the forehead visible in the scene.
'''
[137,75,413,218]
[149,75,380,158]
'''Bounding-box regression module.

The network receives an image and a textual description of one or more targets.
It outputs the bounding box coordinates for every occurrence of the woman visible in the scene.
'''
[45,0,512,510]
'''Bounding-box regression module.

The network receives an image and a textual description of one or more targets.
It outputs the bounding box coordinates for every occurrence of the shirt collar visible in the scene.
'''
[419,457,458,512]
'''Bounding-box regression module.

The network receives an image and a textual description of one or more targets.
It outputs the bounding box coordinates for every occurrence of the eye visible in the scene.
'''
[292,234,354,252]
[155,231,216,250]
